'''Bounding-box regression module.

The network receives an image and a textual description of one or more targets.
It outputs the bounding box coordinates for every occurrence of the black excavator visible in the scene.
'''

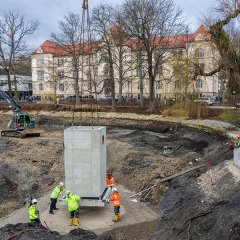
[0,90,41,138]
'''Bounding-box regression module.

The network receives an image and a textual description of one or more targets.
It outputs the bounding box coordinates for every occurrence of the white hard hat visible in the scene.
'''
[66,190,70,195]
[112,187,118,192]
[32,199,38,204]
[59,182,64,187]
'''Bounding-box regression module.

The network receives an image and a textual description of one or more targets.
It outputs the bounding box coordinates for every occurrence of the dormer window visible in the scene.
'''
[36,47,43,53]
[195,33,204,41]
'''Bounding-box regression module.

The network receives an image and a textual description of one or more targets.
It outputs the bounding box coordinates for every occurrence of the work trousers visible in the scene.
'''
[30,218,40,223]
[50,198,57,212]
[69,208,79,218]
[114,206,120,215]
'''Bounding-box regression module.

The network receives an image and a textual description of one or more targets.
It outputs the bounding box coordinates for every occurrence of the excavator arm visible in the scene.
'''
[0,90,20,113]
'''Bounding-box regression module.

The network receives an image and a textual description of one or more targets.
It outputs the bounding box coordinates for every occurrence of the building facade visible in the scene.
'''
[31,26,224,101]
[0,75,32,100]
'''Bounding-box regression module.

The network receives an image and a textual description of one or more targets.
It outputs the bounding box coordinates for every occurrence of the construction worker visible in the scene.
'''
[104,187,121,223]
[105,172,115,198]
[65,190,81,226]
[28,199,40,223]
[49,182,64,214]
[106,172,115,188]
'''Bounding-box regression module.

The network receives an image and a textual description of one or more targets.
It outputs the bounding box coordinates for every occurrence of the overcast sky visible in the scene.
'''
[0,0,217,49]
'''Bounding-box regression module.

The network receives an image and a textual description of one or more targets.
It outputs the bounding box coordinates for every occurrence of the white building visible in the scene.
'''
[31,25,225,101]
[0,75,32,99]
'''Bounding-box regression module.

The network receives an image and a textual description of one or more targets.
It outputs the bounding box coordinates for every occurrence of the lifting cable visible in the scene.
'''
[80,0,97,128]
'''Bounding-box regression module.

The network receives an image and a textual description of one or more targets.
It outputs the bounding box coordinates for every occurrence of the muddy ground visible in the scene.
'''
[0,114,239,239]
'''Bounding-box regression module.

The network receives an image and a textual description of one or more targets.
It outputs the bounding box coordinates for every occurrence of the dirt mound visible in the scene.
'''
[0,223,112,240]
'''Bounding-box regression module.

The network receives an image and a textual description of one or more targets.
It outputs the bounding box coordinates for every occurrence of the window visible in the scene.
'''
[175,80,181,89]
[37,59,44,67]
[197,63,205,72]
[39,83,43,91]
[196,79,203,88]
[57,70,64,79]
[195,48,204,58]
[156,64,163,76]
[156,81,161,89]
[72,71,78,79]
[59,83,64,91]
[37,70,44,80]
[57,58,64,67]
[94,66,98,77]
[137,66,145,77]
[104,65,109,76]
[28,83,32,90]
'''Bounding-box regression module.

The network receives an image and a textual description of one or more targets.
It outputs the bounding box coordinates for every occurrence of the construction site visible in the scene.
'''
[0,108,240,240]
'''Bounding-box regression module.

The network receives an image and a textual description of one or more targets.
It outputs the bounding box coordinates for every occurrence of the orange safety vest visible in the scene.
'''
[107,192,120,207]
[106,177,115,188]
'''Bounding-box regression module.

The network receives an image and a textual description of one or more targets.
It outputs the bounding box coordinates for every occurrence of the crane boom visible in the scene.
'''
[0,90,20,113]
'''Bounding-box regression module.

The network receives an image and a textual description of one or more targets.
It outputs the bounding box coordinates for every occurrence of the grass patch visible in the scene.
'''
[162,101,222,119]
[218,109,240,122]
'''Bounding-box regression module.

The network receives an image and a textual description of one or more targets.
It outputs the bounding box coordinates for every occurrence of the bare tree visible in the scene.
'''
[121,0,186,111]
[202,0,240,96]
[51,12,83,104]
[0,10,38,99]
[91,4,117,111]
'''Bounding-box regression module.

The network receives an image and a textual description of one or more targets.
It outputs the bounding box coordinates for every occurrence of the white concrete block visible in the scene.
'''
[64,126,106,207]
[234,148,240,168]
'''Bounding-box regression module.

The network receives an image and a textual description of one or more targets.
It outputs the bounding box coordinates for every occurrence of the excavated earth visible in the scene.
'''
[0,114,239,239]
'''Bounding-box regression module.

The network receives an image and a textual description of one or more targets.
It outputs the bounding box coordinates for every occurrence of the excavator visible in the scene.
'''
[0,90,41,138]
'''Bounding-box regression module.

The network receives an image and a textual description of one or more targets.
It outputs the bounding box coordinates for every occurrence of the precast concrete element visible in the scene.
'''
[234,148,240,168]
[64,126,106,207]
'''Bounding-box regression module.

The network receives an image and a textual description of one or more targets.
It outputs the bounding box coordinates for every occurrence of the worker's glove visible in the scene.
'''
[80,197,83,201]
[106,199,110,203]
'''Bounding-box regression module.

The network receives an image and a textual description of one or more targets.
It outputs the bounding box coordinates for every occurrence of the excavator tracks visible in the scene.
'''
[1,130,40,138]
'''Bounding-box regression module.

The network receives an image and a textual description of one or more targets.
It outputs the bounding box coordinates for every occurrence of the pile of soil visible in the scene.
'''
[0,223,112,240]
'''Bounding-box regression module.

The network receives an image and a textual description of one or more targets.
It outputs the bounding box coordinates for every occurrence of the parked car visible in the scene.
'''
[194,97,215,105]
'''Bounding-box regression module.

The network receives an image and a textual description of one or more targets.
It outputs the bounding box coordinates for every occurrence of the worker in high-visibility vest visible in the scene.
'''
[28,199,40,223]
[49,182,64,214]
[105,172,115,198]
[106,172,115,188]
[65,190,81,226]
[104,187,121,222]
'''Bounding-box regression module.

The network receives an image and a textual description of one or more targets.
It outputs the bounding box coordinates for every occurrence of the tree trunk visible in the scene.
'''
[118,57,123,103]
[13,74,18,102]
[6,70,12,98]
[110,62,116,112]
[139,75,144,106]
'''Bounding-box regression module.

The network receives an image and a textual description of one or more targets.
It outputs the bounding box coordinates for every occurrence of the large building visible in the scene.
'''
[31,25,225,101]
[0,74,32,100]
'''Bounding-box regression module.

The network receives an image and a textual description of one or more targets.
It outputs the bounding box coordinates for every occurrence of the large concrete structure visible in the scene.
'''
[64,126,106,207]
[234,148,240,168]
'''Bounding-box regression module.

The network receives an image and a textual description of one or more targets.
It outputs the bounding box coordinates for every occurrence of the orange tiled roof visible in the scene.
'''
[33,25,211,56]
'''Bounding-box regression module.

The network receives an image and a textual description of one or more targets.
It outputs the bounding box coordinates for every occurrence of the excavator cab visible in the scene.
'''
[16,113,35,129]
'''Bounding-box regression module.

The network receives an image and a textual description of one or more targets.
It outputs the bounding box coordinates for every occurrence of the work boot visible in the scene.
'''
[113,215,119,223]
[73,218,80,226]
[54,207,59,210]
[49,211,54,215]
[69,218,73,226]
